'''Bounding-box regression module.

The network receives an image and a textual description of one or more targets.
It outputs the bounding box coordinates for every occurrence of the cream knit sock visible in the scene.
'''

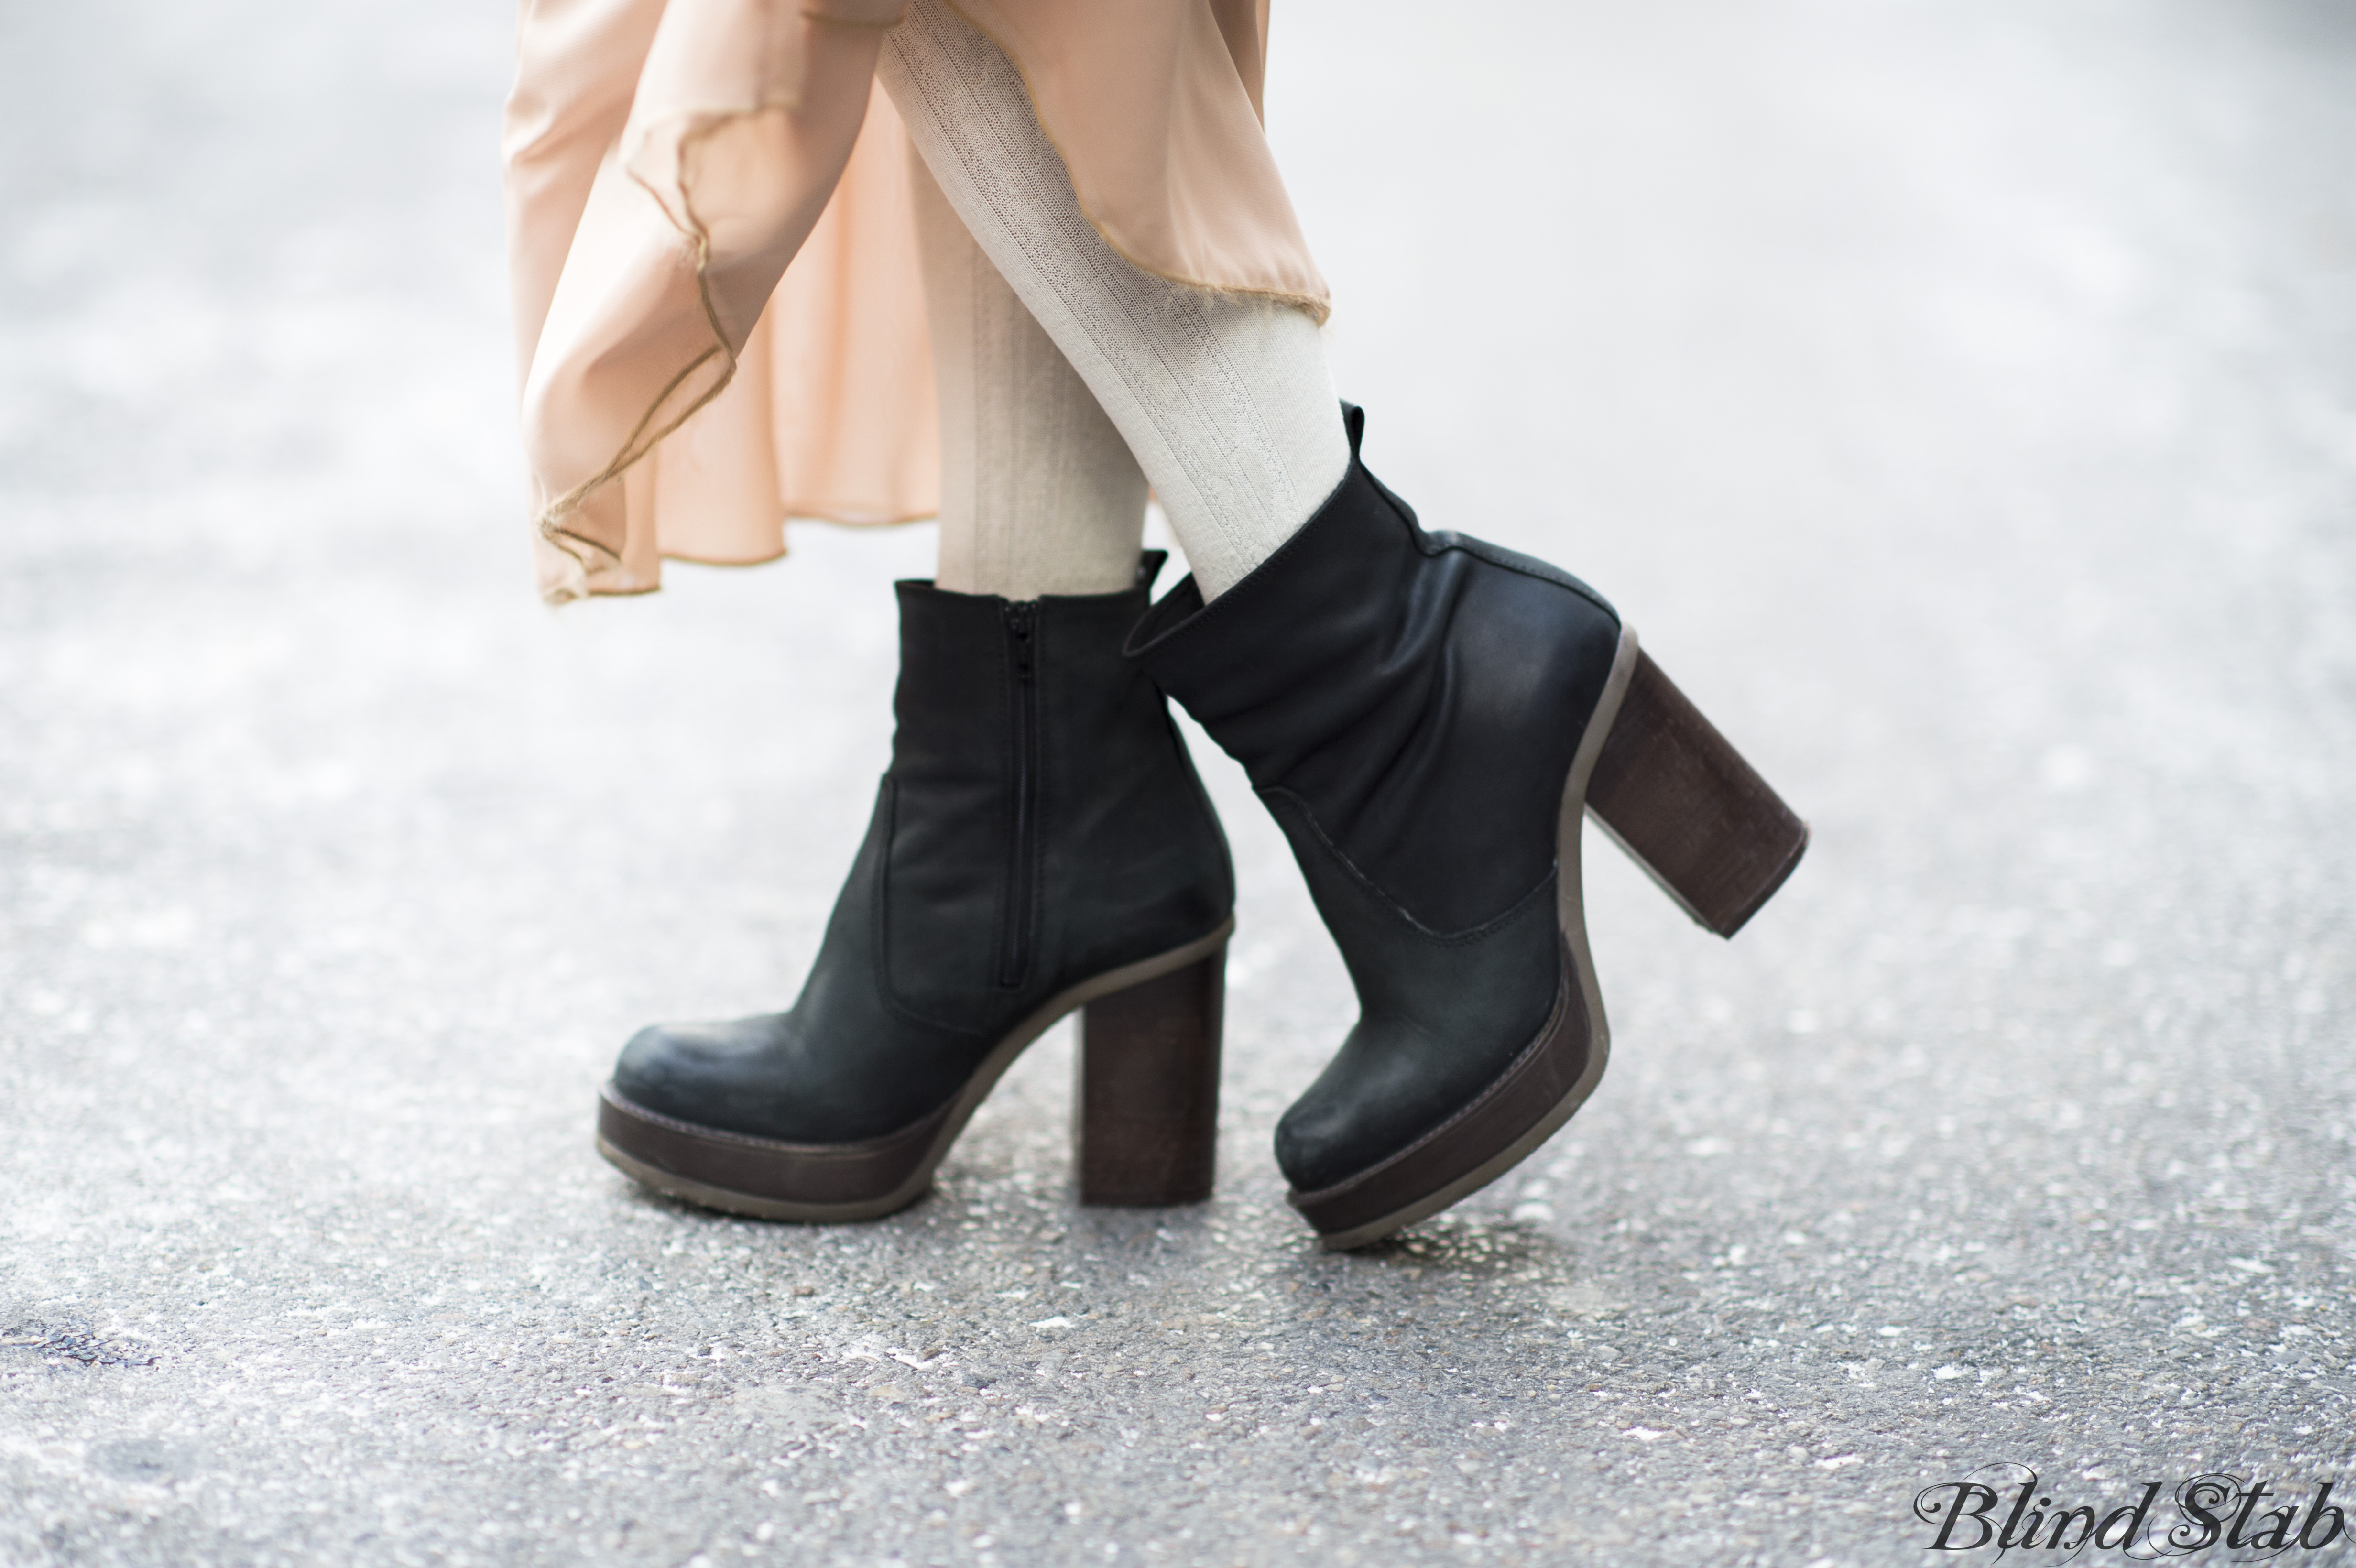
[913,153,1148,599]
[880,0,1349,600]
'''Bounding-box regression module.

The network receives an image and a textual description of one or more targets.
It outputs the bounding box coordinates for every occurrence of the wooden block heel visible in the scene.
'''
[1584,651,1809,937]
[1073,947,1225,1205]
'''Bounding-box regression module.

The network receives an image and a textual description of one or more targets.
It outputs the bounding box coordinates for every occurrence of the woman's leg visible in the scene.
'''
[878,0,1349,600]
[911,152,1149,598]
[595,140,1244,1220]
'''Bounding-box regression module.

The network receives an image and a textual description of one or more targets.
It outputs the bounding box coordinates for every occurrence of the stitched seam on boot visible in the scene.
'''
[1261,786,1554,947]
[1433,533,1618,618]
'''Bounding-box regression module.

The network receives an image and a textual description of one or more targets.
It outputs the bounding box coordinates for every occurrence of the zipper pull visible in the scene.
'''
[1007,602,1036,680]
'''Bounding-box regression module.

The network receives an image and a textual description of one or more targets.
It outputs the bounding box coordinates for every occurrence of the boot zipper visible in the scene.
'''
[1000,602,1040,988]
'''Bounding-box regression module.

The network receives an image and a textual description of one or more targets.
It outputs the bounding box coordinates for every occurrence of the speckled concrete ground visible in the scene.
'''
[4,0,2355,1563]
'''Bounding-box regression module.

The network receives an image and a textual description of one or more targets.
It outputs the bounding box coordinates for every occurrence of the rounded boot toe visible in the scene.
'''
[1272,1101,1347,1195]
[610,1016,785,1133]
[1273,1081,1421,1196]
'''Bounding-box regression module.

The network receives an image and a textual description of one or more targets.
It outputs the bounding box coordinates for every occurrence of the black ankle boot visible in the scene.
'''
[1128,407,1807,1248]
[599,553,1235,1220]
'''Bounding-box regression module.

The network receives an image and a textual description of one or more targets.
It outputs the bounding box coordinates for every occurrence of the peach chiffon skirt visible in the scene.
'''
[505,0,1329,602]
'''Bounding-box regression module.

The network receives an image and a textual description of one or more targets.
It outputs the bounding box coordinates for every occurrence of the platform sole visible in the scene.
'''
[597,918,1234,1222]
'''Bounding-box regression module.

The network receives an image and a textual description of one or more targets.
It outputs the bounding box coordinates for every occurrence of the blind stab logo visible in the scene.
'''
[1913,1465,2345,1558]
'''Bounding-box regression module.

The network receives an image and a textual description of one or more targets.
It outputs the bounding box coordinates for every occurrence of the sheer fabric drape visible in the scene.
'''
[504,0,1328,602]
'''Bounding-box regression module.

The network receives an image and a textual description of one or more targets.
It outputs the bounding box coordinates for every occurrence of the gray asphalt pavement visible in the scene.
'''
[4,0,2355,1563]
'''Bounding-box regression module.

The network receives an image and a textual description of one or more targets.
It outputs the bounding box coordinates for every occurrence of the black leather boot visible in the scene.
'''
[1128,407,1807,1248]
[599,553,1235,1220]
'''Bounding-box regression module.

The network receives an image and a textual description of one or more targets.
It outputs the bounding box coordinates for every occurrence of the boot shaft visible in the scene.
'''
[1129,408,1623,936]
[884,555,1233,1019]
